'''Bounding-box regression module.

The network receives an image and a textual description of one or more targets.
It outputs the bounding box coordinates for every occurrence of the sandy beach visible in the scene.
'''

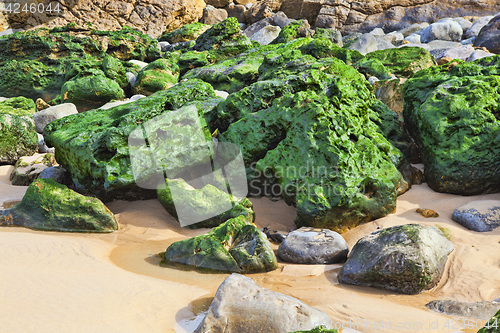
[0,164,499,333]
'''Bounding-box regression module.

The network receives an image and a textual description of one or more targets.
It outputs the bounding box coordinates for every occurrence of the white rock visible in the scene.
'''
[32,103,78,133]
[420,20,463,43]
[249,25,281,45]
[157,41,170,52]
[37,134,55,154]
[467,49,495,62]
[382,31,404,44]
[128,60,148,69]
[439,44,475,61]
[461,37,476,45]
[126,72,137,86]
[214,90,229,99]
[368,76,380,85]
[99,100,133,110]
[398,22,429,37]
[195,273,334,332]
[347,33,378,55]
[369,27,385,37]
[404,34,421,44]
[130,94,146,101]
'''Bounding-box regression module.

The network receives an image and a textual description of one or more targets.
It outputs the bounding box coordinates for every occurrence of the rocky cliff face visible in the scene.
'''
[2,0,205,37]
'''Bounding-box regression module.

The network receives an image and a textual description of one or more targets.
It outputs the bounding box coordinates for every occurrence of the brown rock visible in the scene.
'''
[35,98,50,111]
[226,4,247,23]
[5,0,205,38]
[202,6,229,25]
[373,78,406,116]
[474,13,500,54]
[416,208,439,218]
[246,0,283,24]
[234,0,255,5]
[437,56,454,65]
[207,0,232,8]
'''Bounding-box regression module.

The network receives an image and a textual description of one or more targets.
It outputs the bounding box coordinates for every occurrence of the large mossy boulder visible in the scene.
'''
[0,114,38,165]
[217,56,407,232]
[0,96,37,117]
[132,57,180,96]
[58,73,125,110]
[157,178,255,229]
[0,179,118,232]
[338,224,454,294]
[43,80,220,201]
[162,216,277,273]
[365,47,436,78]
[403,56,500,195]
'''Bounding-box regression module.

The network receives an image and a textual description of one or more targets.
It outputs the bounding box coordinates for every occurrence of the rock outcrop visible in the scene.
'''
[4,0,205,38]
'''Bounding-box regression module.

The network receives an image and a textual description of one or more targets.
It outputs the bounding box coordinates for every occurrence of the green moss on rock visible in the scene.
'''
[43,79,218,201]
[0,179,118,232]
[162,215,278,273]
[160,22,210,43]
[365,46,436,78]
[101,55,128,88]
[157,178,255,228]
[218,57,406,231]
[0,114,38,165]
[133,56,180,96]
[272,20,313,44]
[339,224,454,294]
[403,56,500,194]
[0,96,37,117]
[291,327,338,333]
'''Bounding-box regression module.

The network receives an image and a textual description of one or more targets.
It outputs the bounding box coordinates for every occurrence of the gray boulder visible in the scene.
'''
[465,16,494,39]
[339,224,454,294]
[466,49,495,61]
[278,227,348,264]
[195,273,334,333]
[346,33,378,55]
[474,13,500,54]
[38,166,73,187]
[32,103,78,134]
[399,22,429,37]
[404,34,421,44]
[452,200,500,232]
[438,44,475,61]
[37,133,55,154]
[426,300,500,320]
[10,153,56,186]
[420,21,463,43]
[249,25,281,45]
[243,19,272,38]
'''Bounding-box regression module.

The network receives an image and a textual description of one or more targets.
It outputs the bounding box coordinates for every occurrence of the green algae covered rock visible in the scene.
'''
[101,55,128,88]
[193,17,254,60]
[403,56,500,195]
[157,178,255,229]
[162,215,278,273]
[218,56,407,232]
[43,79,218,201]
[0,114,38,165]
[272,20,313,44]
[0,179,118,232]
[0,25,157,100]
[354,58,392,80]
[133,57,180,96]
[159,22,210,43]
[477,309,500,333]
[339,224,454,294]
[59,73,125,109]
[365,46,436,78]
[0,97,37,117]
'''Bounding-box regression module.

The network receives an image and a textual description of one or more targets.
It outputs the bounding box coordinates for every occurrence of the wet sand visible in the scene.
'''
[0,164,499,332]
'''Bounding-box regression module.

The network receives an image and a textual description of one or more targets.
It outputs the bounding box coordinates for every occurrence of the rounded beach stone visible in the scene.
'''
[452,200,500,232]
[278,227,348,264]
[32,103,78,134]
